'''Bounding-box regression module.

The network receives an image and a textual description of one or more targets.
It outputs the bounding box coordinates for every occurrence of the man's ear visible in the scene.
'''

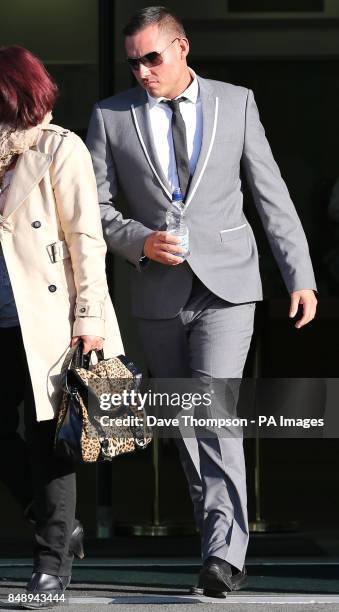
[179,37,189,60]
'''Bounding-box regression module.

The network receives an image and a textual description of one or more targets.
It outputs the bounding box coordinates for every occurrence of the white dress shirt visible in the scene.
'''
[147,69,202,194]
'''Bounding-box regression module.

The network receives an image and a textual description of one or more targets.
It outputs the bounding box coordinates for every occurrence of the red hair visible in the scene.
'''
[0,46,58,129]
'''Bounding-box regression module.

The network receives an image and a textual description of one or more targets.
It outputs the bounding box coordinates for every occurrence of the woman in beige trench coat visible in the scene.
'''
[0,46,123,607]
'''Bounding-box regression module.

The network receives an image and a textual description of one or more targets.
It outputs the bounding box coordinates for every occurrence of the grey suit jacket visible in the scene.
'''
[86,76,316,319]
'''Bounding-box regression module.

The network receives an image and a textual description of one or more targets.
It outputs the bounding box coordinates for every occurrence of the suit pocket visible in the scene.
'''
[220,223,247,243]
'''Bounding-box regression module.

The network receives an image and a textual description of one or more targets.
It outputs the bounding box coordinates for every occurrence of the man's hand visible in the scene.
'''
[71,335,104,354]
[143,231,185,265]
[289,290,317,329]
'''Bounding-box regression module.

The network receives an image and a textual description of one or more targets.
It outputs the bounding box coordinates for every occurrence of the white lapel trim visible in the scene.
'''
[131,104,172,200]
[183,96,219,212]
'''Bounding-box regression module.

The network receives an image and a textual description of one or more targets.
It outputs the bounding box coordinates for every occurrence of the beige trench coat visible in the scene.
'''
[0,124,124,421]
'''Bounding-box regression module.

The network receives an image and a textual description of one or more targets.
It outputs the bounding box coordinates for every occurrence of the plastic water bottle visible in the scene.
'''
[165,187,190,258]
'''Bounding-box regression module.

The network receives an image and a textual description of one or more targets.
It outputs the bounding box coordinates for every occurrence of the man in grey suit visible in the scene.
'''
[87,6,317,597]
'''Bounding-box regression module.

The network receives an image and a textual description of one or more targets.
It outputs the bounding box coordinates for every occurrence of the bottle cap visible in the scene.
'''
[172,187,183,201]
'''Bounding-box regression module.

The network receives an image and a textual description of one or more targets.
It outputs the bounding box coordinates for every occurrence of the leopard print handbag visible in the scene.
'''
[55,342,152,462]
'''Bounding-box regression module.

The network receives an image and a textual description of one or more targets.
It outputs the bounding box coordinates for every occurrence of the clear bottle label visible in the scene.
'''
[168,228,189,258]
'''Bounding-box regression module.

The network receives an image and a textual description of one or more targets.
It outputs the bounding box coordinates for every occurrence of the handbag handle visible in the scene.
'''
[61,340,105,393]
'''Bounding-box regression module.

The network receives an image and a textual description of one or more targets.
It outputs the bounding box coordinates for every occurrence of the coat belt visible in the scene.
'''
[46,240,70,263]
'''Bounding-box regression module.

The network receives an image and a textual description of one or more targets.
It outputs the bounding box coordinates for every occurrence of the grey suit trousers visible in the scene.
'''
[136,275,255,571]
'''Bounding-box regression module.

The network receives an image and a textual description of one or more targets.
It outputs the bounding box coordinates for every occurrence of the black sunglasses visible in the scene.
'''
[127,38,179,71]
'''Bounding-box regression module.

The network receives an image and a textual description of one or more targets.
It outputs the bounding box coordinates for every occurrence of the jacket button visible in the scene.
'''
[80,307,86,313]
[32,221,41,228]
[48,285,57,292]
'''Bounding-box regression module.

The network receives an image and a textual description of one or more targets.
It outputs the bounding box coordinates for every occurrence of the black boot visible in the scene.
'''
[24,502,84,560]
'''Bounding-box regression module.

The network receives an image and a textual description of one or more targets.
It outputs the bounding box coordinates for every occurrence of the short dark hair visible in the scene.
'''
[0,46,58,129]
[123,6,186,38]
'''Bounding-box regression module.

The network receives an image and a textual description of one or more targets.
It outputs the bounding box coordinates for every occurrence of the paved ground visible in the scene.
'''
[1,558,339,611]
[2,591,339,612]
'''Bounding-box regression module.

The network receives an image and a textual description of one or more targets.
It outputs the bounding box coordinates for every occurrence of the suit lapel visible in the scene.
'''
[184,77,219,210]
[131,90,172,200]
[130,78,219,208]
[4,149,52,218]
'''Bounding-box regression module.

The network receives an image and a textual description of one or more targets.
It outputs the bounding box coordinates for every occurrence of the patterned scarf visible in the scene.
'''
[0,113,52,186]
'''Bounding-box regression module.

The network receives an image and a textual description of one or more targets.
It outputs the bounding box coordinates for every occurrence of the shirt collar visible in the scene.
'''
[147,68,199,109]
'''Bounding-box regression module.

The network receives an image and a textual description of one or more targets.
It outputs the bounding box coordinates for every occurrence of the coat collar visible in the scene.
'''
[130,76,219,209]
[3,148,52,218]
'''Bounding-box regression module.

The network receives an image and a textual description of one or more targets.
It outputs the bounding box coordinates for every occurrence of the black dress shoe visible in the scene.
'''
[23,572,71,609]
[231,566,247,591]
[193,556,233,598]
[24,503,85,559]
[190,562,247,597]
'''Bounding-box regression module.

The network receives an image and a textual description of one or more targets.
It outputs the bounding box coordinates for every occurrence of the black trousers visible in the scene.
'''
[0,326,76,576]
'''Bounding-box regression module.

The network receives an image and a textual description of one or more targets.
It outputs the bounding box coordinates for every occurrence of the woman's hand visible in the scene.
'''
[71,335,104,354]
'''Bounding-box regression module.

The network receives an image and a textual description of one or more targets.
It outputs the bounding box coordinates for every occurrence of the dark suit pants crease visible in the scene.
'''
[0,326,75,576]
